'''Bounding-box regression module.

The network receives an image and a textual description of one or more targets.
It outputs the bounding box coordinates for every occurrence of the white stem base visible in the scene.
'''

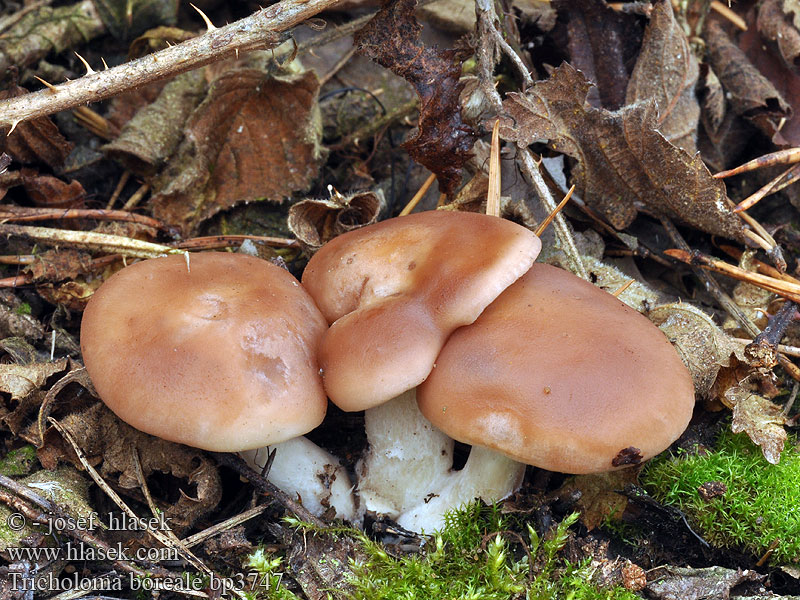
[396,446,525,533]
[240,437,360,523]
[356,389,454,517]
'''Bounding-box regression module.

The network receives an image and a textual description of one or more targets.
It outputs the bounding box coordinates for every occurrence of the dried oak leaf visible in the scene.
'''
[0,86,72,168]
[150,68,324,236]
[354,0,476,197]
[724,386,787,464]
[626,0,699,153]
[500,63,745,240]
[288,189,384,253]
[705,19,792,143]
[554,0,642,110]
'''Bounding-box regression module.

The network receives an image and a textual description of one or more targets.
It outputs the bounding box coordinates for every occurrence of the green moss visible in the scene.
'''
[263,504,639,600]
[642,429,800,564]
[0,445,37,476]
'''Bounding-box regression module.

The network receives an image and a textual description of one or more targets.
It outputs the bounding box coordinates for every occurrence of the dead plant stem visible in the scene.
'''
[0,0,343,129]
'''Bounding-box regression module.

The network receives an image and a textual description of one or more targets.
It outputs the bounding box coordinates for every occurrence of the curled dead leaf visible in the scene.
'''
[758,0,800,74]
[0,358,69,403]
[648,303,742,397]
[500,63,745,241]
[705,19,792,142]
[724,385,787,464]
[288,189,384,253]
[354,0,476,197]
[625,0,700,153]
[0,86,73,168]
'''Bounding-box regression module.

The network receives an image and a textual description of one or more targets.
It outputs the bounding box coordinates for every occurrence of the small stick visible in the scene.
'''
[0,223,178,258]
[733,163,800,212]
[747,300,799,366]
[718,244,796,283]
[534,185,574,237]
[742,228,775,254]
[660,218,760,339]
[710,0,748,31]
[610,279,634,298]
[783,382,799,417]
[121,182,150,211]
[106,170,131,209]
[0,206,166,231]
[47,418,242,598]
[0,0,343,129]
[181,505,270,548]
[399,173,436,216]
[209,452,324,528]
[517,149,587,280]
[486,119,501,218]
[665,249,800,302]
[732,338,800,359]
[172,234,300,250]
[714,148,800,178]
[0,255,35,264]
[319,46,357,87]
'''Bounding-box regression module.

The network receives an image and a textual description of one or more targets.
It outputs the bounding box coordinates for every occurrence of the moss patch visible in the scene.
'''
[642,429,800,565]
[254,504,639,599]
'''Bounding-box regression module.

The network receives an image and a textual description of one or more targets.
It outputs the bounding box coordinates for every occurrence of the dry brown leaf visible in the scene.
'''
[0,86,73,168]
[36,281,103,312]
[556,470,638,530]
[354,0,476,197]
[646,566,764,600]
[739,15,800,146]
[23,249,94,283]
[150,67,324,236]
[649,303,742,398]
[104,70,207,176]
[20,170,85,208]
[554,0,641,110]
[724,385,787,464]
[626,0,700,153]
[499,63,745,240]
[288,190,384,253]
[0,358,69,403]
[706,19,792,143]
[759,0,800,74]
[50,403,222,533]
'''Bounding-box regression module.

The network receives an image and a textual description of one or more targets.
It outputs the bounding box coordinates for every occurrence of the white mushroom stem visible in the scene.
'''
[356,389,454,518]
[396,446,526,534]
[240,437,360,523]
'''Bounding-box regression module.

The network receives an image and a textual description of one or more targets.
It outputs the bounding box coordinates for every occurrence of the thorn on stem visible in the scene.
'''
[190,3,217,31]
[74,52,96,75]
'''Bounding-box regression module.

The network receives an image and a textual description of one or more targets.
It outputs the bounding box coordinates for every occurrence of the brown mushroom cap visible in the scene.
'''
[80,252,328,452]
[417,263,696,474]
[301,211,542,411]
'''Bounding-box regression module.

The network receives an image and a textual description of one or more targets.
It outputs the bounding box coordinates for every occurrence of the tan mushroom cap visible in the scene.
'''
[417,263,696,474]
[80,252,328,452]
[302,211,542,411]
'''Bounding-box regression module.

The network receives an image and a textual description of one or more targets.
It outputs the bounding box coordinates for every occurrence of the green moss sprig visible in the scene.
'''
[642,429,800,565]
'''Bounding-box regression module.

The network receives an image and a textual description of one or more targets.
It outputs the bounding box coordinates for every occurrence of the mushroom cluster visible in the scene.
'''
[301,212,695,532]
[80,210,695,533]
